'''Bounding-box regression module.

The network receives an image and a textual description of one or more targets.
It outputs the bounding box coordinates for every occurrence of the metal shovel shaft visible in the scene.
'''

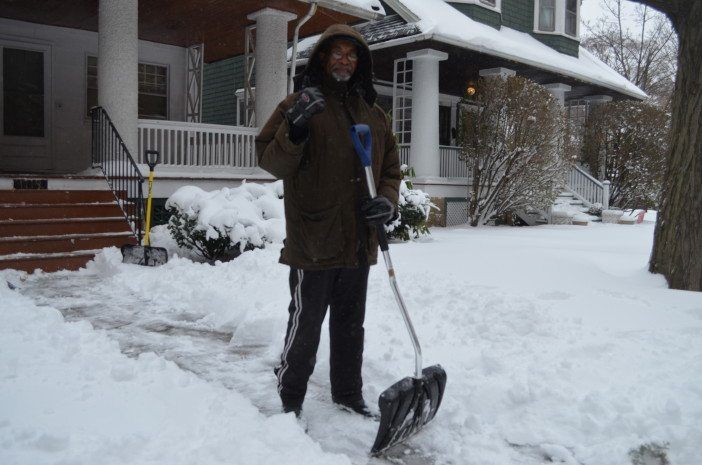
[364,166,423,379]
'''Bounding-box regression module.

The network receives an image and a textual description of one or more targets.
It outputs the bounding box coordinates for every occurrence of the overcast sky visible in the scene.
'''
[580,0,642,33]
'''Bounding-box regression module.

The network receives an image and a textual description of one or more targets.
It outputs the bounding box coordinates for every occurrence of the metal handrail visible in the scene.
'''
[90,106,145,244]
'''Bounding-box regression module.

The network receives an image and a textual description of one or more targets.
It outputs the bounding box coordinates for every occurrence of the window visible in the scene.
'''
[138,63,168,119]
[565,0,578,36]
[479,0,496,6]
[535,0,580,37]
[4,47,44,137]
[86,57,168,119]
[538,0,556,32]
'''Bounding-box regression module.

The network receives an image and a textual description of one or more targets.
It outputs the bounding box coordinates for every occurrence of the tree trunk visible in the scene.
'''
[647,0,702,291]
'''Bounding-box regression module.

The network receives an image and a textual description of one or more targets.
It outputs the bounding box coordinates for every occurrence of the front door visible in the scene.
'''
[0,40,51,173]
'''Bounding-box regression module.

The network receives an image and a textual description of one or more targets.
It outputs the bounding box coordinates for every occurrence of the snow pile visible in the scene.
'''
[0,278,350,465]
[2,221,701,464]
[165,180,285,255]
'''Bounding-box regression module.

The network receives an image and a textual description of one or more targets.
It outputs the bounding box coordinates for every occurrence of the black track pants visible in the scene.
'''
[275,266,370,408]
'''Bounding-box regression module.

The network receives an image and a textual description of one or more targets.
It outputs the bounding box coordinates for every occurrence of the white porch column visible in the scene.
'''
[408,49,448,177]
[544,83,572,106]
[98,0,138,157]
[247,8,296,126]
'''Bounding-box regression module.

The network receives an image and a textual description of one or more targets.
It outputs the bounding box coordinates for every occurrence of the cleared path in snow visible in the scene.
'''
[20,272,435,465]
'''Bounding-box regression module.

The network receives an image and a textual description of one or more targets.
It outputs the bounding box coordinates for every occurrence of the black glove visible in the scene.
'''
[286,87,325,128]
[361,196,395,226]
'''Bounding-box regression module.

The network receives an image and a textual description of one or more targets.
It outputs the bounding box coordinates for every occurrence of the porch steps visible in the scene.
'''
[0,189,137,273]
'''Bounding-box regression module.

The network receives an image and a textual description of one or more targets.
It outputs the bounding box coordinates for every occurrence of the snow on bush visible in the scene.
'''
[386,165,437,241]
[459,75,574,226]
[165,181,285,262]
[582,101,669,209]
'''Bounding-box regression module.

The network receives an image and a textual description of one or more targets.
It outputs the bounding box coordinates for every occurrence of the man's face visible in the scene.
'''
[322,39,358,82]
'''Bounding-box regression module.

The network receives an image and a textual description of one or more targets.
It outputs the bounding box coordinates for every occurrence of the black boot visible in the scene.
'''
[282,402,302,418]
[333,397,377,419]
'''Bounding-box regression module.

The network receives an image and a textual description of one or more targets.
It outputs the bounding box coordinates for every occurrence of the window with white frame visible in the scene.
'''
[538,0,556,32]
[534,0,580,38]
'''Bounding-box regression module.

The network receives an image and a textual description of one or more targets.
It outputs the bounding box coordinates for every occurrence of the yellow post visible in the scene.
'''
[143,169,155,246]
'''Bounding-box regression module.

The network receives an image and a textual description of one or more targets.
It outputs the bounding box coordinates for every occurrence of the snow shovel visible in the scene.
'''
[121,149,168,266]
[350,124,446,455]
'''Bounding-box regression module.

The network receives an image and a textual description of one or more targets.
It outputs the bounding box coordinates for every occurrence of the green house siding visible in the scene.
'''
[501,0,534,32]
[202,55,246,125]
[448,3,501,29]
[531,33,579,57]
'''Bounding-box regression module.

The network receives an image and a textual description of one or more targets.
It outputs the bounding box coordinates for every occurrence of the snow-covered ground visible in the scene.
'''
[2,220,701,465]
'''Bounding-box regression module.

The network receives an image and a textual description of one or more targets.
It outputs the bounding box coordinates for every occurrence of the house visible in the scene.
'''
[283,0,647,225]
[0,0,645,272]
[0,0,385,272]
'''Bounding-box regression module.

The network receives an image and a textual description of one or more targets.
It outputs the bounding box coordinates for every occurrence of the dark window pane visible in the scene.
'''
[565,0,578,36]
[3,47,44,137]
[539,0,556,31]
[139,93,167,119]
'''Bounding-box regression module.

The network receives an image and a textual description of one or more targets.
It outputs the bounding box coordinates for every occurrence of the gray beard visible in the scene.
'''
[331,71,352,82]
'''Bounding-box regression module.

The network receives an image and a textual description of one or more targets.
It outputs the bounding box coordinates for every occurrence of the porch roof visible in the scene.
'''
[0,0,384,63]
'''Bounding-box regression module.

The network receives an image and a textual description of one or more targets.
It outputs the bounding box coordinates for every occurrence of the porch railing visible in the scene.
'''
[439,146,467,178]
[90,107,145,243]
[397,144,467,178]
[566,165,610,209]
[138,119,259,168]
[398,143,410,166]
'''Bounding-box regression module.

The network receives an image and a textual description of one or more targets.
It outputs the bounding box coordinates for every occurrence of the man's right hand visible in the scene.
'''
[286,87,326,129]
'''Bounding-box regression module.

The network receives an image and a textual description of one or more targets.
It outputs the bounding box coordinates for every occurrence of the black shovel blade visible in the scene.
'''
[370,364,446,455]
[121,244,169,267]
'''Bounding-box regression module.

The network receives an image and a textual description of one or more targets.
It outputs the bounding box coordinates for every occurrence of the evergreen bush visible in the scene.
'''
[386,165,437,241]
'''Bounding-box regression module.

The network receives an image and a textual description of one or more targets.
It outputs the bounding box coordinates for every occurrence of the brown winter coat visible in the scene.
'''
[256,24,401,270]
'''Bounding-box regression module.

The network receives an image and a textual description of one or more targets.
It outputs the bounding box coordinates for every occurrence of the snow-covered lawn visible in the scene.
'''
[2,221,701,465]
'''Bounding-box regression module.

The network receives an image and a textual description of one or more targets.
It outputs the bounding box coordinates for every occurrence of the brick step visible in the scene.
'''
[0,250,99,273]
[0,217,132,236]
[0,203,126,220]
[0,233,137,255]
[0,190,124,204]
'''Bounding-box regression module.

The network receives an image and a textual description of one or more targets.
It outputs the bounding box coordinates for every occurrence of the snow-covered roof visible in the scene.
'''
[292,15,421,60]
[298,0,385,20]
[291,0,646,99]
[386,0,646,99]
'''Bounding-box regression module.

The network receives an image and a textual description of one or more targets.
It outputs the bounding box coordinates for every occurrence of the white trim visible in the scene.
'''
[445,0,501,14]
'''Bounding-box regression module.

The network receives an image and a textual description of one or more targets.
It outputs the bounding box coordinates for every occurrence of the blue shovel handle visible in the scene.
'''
[350,124,372,167]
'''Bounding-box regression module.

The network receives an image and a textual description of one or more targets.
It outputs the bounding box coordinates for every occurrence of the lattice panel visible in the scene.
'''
[445,198,469,226]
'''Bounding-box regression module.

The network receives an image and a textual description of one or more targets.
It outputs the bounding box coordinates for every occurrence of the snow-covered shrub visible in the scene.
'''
[385,165,437,241]
[582,101,669,209]
[458,76,574,226]
[587,202,603,217]
[166,181,285,262]
[629,442,670,465]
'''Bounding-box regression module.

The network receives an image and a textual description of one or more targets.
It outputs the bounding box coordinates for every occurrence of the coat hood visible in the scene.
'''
[299,24,377,105]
